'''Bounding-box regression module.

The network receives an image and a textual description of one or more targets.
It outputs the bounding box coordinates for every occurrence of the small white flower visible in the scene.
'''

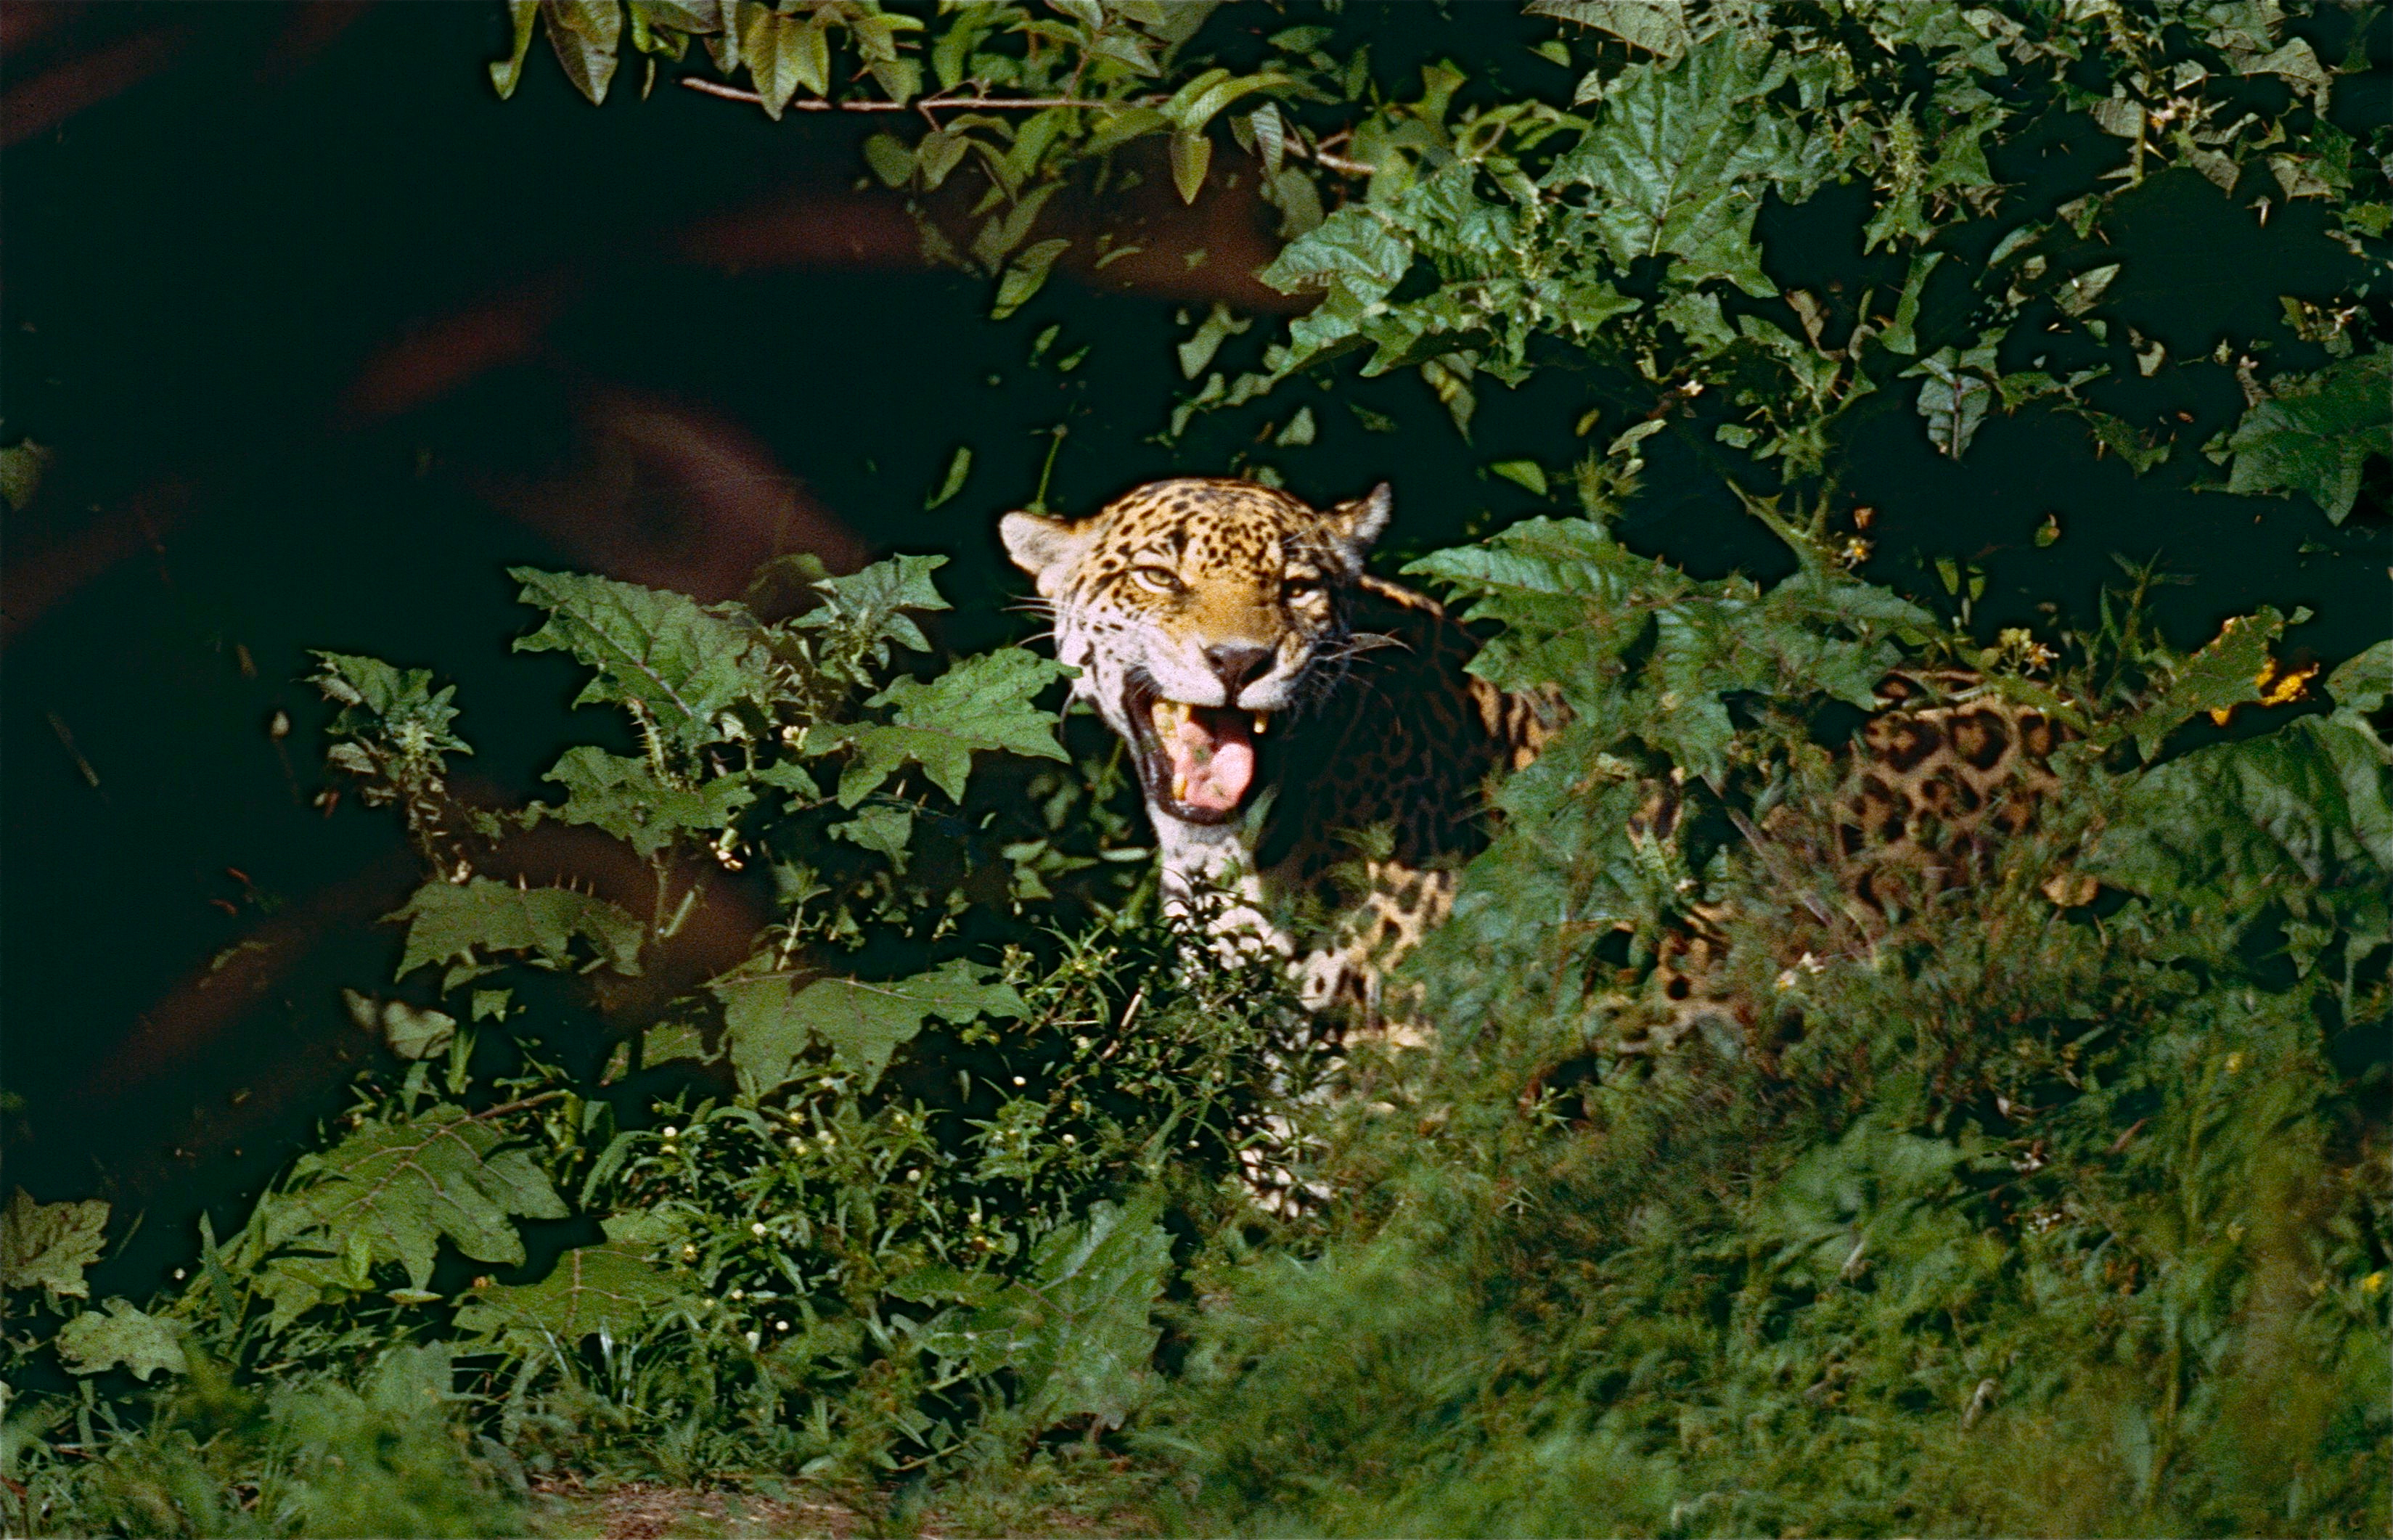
[1774,969,1799,993]
[750,1221,768,1237]
[729,1288,745,1301]
[661,1126,679,1139]
[1012,1076,1026,1087]
[1061,1134,1076,1145]
[745,1330,761,1350]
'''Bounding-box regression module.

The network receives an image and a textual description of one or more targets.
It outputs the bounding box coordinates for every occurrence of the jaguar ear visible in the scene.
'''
[999,511,1095,597]
[1322,483,1394,573]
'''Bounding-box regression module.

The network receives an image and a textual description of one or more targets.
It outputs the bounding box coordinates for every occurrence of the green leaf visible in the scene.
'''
[924,445,973,510]
[489,0,540,98]
[919,1191,1171,1429]
[539,0,622,104]
[735,1,818,118]
[510,568,772,756]
[1169,126,1212,204]
[2221,348,2392,523]
[252,1107,569,1293]
[310,653,472,760]
[1524,0,1688,62]
[541,747,754,859]
[1543,33,1799,297]
[836,647,1071,806]
[796,553,950,671]
[1177,303,1253,380]
[2088,715,2392,941]
[455,1242,698,1347]
[2325,639,2393,717]
[992,237,1073,320]
[2114,608,2284,762]
[1909,351,1991,461]
[390,877,645,978]
[716,957,1027,1091]
[1490,460,1549,496]
[57,1300,187,1381]
[2055,261,2120,317]
[1,1189,110,1300]
[829,801,913,866]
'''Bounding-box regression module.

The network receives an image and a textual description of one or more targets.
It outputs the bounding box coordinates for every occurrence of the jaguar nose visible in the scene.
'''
[1203,642,1274,700]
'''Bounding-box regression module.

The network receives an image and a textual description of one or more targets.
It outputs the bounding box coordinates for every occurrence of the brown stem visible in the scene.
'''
[473,1090,570,1122]
[679,76,1130,112]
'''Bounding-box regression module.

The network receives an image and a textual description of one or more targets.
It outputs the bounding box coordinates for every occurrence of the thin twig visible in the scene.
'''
[679,76,1125,111]
[473,1090,571,1122]
[678,74,1377,174]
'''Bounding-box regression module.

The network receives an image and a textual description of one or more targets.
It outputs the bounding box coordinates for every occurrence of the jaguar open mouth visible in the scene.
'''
[1122,676,1272,824]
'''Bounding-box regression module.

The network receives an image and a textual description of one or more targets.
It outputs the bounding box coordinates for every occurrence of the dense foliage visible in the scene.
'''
[4,1,2386,1535]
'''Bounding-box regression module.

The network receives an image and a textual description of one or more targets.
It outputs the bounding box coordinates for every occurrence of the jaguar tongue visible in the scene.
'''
[1164,704,1256,813]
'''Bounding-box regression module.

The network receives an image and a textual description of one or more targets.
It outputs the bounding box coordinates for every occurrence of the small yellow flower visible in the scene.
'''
[2365,1271,2385,1296]
[2223,1052,2245,1074]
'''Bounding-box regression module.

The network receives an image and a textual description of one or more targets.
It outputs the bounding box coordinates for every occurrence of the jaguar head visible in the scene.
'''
[1000,477,1392,826]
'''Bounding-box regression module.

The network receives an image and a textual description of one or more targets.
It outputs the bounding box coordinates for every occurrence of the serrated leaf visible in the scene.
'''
[310,653,471,760]
[1,1189,110,1300]
[1542,33,1796,297]
[918,1191,1170,1428]
[2115,609,2285,761]
[2222,348,2392,523]
[542,747,754,859]
[797,554,949,671]
[255,1107,568,1292]
[455,1242,697,1347]
[829,802,914,866]
[1910,352,1991,461]
[57,1300,186,1381]
[716,957,1027,1091]
[836,647,1071,806]
[390,877,645,978]
[1525,0,1687,61]
[511,568,772,757]
[2088,716,2392,943]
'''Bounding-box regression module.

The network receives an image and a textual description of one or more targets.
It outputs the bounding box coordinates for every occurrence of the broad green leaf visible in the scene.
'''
[510,568,772,756]
[1524,0,1688,62]
[57,1300,187,1381]
[2326,639,2392,717]
[716,957,1027,1091]
[797,554,950,670]
[1,1189,109,1300]
[254,1107,568,1291]
[2221,347,2392,523]
[455,1242,698,1347]
[918,1192,1171,1428]
[836,647,1071,805]
[542,747,754,859]
[2088,715,2392,941]
[540,0,621,105]
[310,653,471,759]
[2114,608,2284,761]
[735,1,817,117]
[391,877,645,978]
[1543,33,1797,297]
[1910,351,1991,460]
[829,801,913,866]
[1491,460,1549,496]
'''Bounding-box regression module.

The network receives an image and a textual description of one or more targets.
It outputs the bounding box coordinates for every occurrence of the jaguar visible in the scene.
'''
[1002,475,2071,1036]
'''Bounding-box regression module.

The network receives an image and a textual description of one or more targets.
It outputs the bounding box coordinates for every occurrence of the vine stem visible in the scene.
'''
[473,1090,570,1122]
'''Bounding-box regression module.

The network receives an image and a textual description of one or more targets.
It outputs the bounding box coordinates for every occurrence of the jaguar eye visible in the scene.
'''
[1283,576,1324,600]
[1129,565,1182,595]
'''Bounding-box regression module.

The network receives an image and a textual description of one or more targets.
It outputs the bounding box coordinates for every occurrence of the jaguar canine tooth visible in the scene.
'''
[1252,711,1269,735]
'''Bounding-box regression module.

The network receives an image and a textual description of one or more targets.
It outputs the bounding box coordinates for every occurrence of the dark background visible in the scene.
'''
[2,1,2383,1292]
